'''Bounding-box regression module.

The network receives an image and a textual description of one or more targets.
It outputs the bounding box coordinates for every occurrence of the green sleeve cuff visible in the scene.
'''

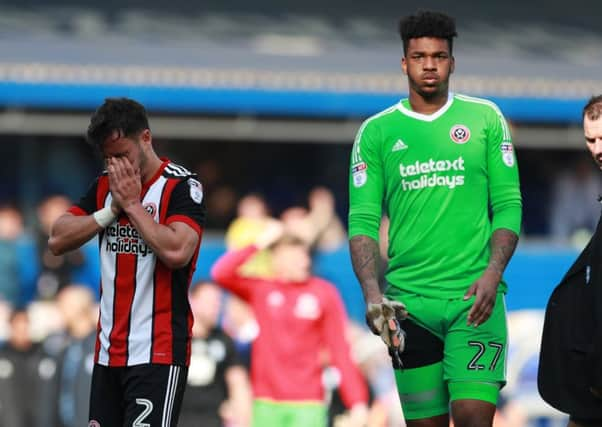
[491,201,522,235]
[348,206,381,242]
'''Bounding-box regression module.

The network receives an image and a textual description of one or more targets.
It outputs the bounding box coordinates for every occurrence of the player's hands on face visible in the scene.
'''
[109,198,122,216]
[464,268,500,327]
[107,157,142,211]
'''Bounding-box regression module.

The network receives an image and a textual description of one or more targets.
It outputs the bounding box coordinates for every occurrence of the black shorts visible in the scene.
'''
[89,363,188,427]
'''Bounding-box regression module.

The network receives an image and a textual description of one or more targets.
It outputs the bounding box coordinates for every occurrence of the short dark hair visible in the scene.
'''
[583,95,602,120]
[399,10,458,55]
[87,97,150,149]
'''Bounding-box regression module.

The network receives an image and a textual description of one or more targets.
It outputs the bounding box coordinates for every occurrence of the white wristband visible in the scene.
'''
[93,206,117,228]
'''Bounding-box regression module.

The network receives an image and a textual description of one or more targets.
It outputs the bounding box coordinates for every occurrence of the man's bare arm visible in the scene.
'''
[487,228,519,277]
[465,228,519,326]
[349,235,383,304]
[48,213,103,255]
[124,203,199,269]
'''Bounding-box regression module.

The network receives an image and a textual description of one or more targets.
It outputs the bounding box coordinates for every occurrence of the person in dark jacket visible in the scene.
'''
[0,308,45,427]
[538,95,602,427]
[36,285,98,427]
[56,285,98,427]
[179,282,251,427]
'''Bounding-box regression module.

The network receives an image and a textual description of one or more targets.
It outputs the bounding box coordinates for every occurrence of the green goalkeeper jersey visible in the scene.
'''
[348,93,522,298]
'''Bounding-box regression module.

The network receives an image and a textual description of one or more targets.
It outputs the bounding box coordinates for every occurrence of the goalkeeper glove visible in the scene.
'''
[366,298,408,369]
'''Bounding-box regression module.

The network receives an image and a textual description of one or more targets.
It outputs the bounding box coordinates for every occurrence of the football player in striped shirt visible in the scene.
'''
[49,98,206,427]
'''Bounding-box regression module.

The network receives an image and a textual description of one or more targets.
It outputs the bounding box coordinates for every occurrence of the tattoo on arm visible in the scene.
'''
[350,235,383,304]
[487,228,519,277]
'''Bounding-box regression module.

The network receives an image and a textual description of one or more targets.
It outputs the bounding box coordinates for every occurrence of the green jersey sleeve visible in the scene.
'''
[486,106,522,235]
[348,119,384,241]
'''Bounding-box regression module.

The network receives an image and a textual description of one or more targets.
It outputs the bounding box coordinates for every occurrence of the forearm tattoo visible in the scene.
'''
[487,228,518,276]
[350,235,382,303]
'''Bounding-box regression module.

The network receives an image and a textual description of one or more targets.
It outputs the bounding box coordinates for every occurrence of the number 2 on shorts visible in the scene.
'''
[133,398,153,427]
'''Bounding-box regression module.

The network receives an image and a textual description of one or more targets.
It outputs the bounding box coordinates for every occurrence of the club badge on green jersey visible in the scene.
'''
[450,124,471,144]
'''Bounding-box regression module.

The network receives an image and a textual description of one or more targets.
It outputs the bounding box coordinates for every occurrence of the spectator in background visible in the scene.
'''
[196,158,239,230]
[330,324,406,427]
[180,282,252,427]
[307,186,347,252]
[304,188,367,324]
[221,293,259,369]
[36,285,98,427]
[549,155,602,245]
[225,193,273,277]
[207,186,239,230]
[226,193,271,248]
[350,326,405,427]
[275,186,348,251]
[0,308,44,427]
[56,285,98,427]
[280,205,316,245]
[227,188,345,254]
[35,299,71,427]
[35,195,94,300]
[0,204,27,306]
[212,220,369,427]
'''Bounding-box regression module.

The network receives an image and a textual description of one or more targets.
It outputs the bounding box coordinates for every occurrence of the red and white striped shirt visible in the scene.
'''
[69,160,205,367]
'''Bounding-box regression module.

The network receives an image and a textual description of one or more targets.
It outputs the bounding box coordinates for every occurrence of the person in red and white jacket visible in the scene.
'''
[211,219,368,427]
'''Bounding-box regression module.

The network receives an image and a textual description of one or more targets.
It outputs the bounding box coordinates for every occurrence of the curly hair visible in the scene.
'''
[86,97,150,149]
[583,95,602,121]
[398,10,458,55]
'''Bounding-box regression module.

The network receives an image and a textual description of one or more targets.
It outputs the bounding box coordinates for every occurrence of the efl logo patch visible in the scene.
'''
[351,162,367,173]
[188,178,204,204]
[501,142,515,167]
[351,162,368,188]
[450,125,471,144]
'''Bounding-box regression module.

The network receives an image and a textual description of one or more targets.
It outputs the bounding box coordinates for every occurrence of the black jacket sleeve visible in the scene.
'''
[538,212,602,419]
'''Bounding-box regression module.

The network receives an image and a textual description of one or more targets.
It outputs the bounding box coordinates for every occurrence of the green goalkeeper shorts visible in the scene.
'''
[385,288,507,420]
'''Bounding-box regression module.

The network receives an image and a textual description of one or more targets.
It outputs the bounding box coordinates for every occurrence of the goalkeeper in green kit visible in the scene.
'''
[348,10,522,427]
